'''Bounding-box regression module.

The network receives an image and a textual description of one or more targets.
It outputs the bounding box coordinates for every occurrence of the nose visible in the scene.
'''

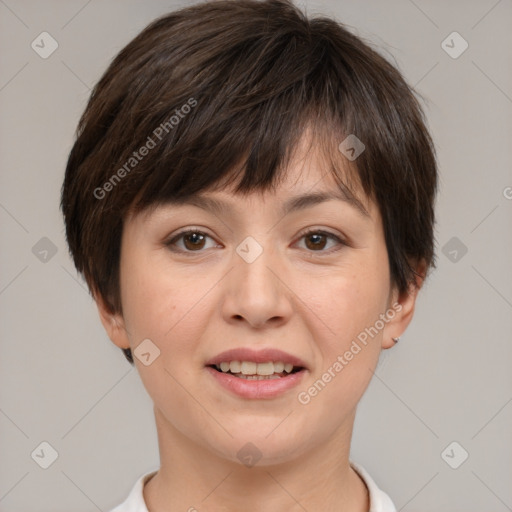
[221,237,293,329]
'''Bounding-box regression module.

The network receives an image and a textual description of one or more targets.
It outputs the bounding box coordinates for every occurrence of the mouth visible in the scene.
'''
[207,360,304,380]
[204,348,308,399]
[205,349,308,400]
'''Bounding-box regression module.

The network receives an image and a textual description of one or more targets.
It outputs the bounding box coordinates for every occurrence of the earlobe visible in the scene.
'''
[382,259,427,349]
[93,291,131,350]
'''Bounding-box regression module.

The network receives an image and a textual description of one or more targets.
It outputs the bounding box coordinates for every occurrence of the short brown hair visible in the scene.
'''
[61,0,438,364]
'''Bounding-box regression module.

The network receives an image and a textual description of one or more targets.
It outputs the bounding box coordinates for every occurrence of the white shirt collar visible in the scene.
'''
[109,460,397,512]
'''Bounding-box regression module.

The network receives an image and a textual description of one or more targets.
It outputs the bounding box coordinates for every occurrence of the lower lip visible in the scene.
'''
[205,366,307,399]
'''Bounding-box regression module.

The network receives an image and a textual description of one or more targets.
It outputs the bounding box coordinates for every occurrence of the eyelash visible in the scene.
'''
[165,227,347,257]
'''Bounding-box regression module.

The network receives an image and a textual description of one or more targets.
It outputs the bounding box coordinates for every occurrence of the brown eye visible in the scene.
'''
[182,232,206,250]
[297,229,346,254]
[166,229,217,252]
[304,232,328,251]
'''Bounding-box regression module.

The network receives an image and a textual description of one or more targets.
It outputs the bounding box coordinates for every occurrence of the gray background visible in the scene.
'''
[1,0,511,510]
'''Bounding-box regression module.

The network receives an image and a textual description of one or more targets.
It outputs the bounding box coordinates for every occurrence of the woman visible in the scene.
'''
[61,1,438,510]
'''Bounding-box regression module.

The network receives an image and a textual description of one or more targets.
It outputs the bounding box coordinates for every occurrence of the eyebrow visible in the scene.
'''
[165,189,370,219]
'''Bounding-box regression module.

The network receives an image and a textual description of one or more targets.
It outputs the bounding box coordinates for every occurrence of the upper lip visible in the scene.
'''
[205,348,308,370]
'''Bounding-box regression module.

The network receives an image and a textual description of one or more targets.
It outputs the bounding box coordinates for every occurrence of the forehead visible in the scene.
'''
[130,127,376,223]
[133,167,376,237]
[186,160,372,220]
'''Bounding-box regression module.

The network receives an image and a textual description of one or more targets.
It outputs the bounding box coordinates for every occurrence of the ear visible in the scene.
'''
[382,259,427,349]
[93,290,131,351]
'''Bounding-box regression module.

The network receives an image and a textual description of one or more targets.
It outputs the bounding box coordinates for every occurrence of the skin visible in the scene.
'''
[96,134,425,512]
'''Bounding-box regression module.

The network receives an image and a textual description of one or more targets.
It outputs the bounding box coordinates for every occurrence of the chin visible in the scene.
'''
[205,422,315,468]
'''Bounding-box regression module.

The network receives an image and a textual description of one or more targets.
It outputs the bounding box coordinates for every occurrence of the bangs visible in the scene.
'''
[127,113,370,221]
[108,25,375,218]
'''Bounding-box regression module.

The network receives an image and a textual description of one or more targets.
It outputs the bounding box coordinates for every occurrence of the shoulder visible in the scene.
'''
[108,469,158,512]
[350,460,397,512]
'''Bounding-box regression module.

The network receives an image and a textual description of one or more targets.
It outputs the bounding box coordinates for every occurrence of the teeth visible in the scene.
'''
[255,362,274,375]
[229,361,241,373]
[237,374,282,380]
[214,360,299,376]
[241,361,257,375]
[273,362,284,373]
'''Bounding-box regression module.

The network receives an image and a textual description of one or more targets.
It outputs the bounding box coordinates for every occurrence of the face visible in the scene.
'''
[99,137,418,467]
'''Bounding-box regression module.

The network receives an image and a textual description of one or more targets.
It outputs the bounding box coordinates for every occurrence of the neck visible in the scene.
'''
[143,407,369,512]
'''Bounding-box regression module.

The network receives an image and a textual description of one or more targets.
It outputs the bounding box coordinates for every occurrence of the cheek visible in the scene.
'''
[312,257,389,345]
[119,248,214,361]
[302,254,390,398]
[120,259,174,341]
[118,251,217,440]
